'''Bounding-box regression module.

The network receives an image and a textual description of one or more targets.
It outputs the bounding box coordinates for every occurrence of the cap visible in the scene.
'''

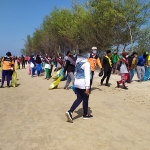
[92,46,97,50]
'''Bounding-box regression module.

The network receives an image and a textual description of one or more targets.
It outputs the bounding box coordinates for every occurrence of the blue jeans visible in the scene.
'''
[36,64,42,76]
[69,88,89,115]
[130,69,135,80]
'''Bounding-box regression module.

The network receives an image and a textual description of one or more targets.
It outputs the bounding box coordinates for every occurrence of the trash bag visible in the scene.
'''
[16,64,19,69]
[48,75,63,90]
[11,71,17,87]
[71,84,76,94]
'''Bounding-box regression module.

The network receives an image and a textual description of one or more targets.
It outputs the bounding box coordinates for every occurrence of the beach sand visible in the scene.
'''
[0,67,150,150]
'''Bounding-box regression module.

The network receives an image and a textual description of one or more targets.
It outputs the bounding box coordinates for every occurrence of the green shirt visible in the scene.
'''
[112,54,118,63]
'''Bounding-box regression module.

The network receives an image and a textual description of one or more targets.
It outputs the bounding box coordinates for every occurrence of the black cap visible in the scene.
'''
[6,52,12,57]
[106,50,111,54]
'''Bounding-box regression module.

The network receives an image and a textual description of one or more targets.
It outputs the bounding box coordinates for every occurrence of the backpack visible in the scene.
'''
[128,56,134,68]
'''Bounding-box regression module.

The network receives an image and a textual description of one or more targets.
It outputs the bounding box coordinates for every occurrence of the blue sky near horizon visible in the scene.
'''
[0,0,85,56]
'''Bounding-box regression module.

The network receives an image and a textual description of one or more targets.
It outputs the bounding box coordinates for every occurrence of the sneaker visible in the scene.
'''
[117,81,120,88]
[105,83,110,87]
[0,85,4,88]
[100,80,103,85]
[83,114,93,120]
[65,111,73,123]
[123,86,128,90]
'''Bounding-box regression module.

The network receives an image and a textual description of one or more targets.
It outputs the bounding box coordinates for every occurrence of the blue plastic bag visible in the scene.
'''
[71,84,76,94]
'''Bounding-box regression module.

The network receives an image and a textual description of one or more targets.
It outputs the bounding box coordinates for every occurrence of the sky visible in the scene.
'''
[0,0,85,56]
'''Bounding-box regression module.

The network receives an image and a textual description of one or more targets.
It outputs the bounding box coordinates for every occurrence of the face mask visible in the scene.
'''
[93,50,97,54]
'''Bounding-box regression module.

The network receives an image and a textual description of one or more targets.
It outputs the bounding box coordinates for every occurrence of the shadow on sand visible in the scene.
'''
[73,107,92,120]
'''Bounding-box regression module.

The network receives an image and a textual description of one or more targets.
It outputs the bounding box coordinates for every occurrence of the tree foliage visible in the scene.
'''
[22,0,150,56]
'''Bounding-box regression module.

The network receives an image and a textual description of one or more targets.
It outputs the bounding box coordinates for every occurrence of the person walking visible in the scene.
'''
[35,55,42,77]
[117,52,129,89]
[30,54,36,77]
[63,51,76,89]
[88,47,102,92]
[25,56,28,65]
[128,52,138,81]
[0,52,14,88]
[21,55,25,69]
[65,49,92,123]
[17,56,21,69]
[44,55,51,80]
[101,50,112,86]
[111,52,118,74]
[136,52,148,82]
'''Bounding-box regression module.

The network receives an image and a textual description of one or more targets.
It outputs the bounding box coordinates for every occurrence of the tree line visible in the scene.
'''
[21,0,150,56]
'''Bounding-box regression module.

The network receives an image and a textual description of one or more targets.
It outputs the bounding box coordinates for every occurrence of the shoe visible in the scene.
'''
[0,85,4,88]
[83,114,93,120]
[117,81,120,88]
[65,111,73,123]
[123,86,128,90]
[105,83,110,87]
[100,80,103,85]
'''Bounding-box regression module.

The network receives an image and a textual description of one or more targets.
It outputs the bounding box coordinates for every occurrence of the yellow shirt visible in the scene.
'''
[148,55,150,66]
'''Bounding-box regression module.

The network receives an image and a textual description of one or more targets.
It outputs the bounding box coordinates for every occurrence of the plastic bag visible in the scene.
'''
[11,71,17,87]
[48,75,63,90]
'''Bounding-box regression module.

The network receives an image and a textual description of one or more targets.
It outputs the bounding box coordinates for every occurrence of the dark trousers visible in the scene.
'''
[69,88,89,115]
[101,70,111,84]
[90,71,94,90]
[25,60,27,65]
[22,62,25,69]
[49,66,53,77]
[1,70,11,86]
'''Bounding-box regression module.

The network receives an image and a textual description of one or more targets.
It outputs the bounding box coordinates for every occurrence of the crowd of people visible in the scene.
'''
[0,48,150,123]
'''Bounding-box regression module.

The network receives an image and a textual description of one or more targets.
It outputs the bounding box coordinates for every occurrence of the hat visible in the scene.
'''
[6,52,12,57]
[92,46,97,50]
[106,50,111,54]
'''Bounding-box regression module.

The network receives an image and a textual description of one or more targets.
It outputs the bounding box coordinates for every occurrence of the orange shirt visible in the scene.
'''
[88,55,102,71]
[2,57,14,70]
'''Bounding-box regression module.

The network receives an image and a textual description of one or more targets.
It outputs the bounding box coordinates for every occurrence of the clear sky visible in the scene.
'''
[0,0,85,56]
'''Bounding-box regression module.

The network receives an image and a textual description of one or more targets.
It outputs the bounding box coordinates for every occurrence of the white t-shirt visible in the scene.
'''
[45,64,51,69]
[120,63,128,73]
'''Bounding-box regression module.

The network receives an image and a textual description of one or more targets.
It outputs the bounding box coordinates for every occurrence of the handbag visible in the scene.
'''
[99,69,104,77]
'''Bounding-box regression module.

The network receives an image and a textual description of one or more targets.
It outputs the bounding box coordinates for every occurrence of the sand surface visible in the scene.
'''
[0,67,150,150]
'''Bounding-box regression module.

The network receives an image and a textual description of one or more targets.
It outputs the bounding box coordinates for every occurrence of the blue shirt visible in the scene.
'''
[137,55,146,66]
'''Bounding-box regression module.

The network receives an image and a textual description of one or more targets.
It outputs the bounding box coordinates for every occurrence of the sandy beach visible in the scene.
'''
[0,67,150,150]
